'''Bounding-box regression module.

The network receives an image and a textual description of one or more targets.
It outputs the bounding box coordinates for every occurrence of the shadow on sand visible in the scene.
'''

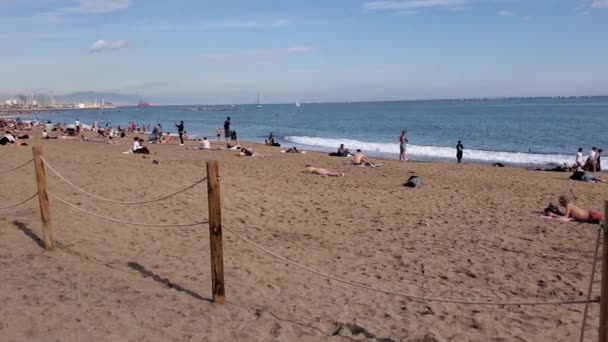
[127,261,211,302]
[13,220,45,248]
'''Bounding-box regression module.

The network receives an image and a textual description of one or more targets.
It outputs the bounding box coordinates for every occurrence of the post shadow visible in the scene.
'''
[12,220,44,249]
[127,261,211,302]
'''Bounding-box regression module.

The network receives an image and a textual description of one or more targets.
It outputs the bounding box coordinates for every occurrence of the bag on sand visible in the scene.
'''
[403,176,422,188]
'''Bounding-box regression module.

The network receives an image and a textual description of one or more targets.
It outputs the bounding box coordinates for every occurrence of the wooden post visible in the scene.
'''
[600,201,608,341]
[206,161,225,304]
[32,146,54,250]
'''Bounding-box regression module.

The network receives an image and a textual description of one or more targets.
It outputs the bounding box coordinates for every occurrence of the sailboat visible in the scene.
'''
[255,93,262,108]
[295,99,301,107]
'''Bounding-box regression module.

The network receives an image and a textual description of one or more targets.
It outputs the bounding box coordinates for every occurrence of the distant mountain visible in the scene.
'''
[55,91,140,105]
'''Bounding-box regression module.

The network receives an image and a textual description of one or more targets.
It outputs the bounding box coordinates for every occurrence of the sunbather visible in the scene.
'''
[546,196,604,223]
[303,165,344,177]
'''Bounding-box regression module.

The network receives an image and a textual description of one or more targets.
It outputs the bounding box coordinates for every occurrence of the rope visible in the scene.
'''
[0,192,38,210]
[41,156,206,205]
[0,159,33,174]
[49,191,208,227]
[224,225,599,306]
[579,226,602,342]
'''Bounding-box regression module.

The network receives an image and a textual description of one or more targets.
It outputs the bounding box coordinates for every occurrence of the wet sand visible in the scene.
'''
[0,132,606,341]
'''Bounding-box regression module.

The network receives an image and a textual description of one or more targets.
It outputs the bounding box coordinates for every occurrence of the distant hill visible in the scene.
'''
[55,92,140,106]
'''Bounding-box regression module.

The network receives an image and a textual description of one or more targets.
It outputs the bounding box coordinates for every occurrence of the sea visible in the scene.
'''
[21,97,608,169]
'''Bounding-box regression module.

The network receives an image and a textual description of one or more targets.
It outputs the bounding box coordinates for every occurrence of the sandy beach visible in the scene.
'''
[0,132,606,341]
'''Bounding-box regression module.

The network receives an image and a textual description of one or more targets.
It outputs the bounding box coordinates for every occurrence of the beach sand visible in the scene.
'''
[0,133,606,341]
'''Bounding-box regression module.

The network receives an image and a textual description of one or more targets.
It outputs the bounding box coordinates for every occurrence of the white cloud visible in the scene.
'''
[42,0,131,17]
[364,0,468,11]
[89,39,129,53]
[497,9,514,16]
[138,19,289,32]
[592,0,608,9]
[63,0,131,13]
[202,47,312,64]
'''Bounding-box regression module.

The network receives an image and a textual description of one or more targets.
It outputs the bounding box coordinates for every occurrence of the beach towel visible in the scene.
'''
[348,163,380,168]
[538,214,603,225]
[538,214,575,222]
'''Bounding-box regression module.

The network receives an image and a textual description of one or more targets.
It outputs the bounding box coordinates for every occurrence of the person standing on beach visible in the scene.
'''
[575,148,584,170]
[456,140,464,163]
[175,120,185,145]
[224,117,231,142]
[399,130,409,162]
[216,128,222,142]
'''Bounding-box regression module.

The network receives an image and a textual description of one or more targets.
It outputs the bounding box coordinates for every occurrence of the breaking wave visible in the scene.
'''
[284,136,604,168]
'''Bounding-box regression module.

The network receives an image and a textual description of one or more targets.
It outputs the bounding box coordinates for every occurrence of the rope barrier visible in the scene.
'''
[0,192,38,210]
[0,159,33,174]
[49,191,208,227]
[41,156,206,205]
[223,224,600,306]
[579,226,602,342]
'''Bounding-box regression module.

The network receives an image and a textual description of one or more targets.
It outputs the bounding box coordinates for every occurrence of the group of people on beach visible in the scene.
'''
[575,147,603,172]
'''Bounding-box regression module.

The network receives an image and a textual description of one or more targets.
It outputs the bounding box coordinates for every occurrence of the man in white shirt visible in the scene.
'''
[200,137,211,150]
[132,137,141,152]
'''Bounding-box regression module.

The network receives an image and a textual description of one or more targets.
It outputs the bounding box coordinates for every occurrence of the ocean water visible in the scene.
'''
[23,98,608,168]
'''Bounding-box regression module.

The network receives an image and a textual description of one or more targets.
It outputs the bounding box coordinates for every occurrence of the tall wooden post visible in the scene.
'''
[32,146,54,250]
[600,201,608,342]
[599,201,608,342]
[206,161,225,304]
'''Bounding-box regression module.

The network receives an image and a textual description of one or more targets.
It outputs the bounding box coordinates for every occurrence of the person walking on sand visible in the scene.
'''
[575,148,585,170]
[456,140,464,163]
[224,117,231,142]
[216,128,222,142]
[175,120,185,145]
[399,130,409,162]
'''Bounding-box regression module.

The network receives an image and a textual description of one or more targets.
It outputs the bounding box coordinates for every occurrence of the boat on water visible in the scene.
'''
[255,93,262,108]
[137,99,150,108]
[295,99,301,107]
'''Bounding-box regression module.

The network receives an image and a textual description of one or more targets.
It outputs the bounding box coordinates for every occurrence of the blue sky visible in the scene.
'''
[1,0,607,104]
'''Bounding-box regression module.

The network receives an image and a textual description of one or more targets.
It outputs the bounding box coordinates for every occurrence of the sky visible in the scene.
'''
[0,0,607,104]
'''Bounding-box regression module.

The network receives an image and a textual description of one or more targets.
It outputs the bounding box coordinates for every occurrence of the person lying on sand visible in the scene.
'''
[569,171,605,183]
[285,147,305,153]
[227,143,241,150]
[303,165,344,177]
[546,196,604,223]
[80,135,120,145]
[239,147,269,157]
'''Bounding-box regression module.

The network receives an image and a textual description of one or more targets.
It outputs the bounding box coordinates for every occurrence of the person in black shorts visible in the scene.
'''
[175,120,185,145]
[224,117,231,142]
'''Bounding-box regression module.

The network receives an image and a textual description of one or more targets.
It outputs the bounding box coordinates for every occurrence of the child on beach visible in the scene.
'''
[216,128,222,142]
[547,196,604,224]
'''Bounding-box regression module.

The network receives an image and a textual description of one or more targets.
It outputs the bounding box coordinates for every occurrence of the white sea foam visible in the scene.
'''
[284,135,607,168]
